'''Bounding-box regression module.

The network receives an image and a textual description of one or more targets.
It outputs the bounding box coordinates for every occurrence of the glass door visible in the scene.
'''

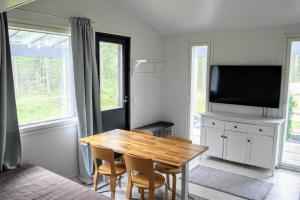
[96,32,130,132]
[282,38,300,168]
[189,42,211,144]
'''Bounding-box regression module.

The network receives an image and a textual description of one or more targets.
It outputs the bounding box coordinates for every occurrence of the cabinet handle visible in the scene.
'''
[247,139,250,142]
[234,125,237,128]
[212,122,215,125]
[259,129,262,132]
[224,136,227,139]
[221,135,224,138]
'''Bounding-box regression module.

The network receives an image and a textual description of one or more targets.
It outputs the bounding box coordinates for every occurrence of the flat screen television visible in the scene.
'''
[209,65,282,108]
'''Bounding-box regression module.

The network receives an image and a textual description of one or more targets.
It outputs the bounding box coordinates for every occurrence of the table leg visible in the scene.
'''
[181,163,189,200]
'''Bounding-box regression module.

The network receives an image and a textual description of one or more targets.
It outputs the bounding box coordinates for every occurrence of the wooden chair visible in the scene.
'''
[155,135,192,200]
[90,144,126,200]
[124,154,168,200]
[131,129,154,136]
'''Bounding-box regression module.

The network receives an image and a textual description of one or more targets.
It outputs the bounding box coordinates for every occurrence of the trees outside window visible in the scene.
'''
[9,29,74,125]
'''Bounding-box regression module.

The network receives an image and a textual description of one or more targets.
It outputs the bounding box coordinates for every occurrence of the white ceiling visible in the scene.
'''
[115,0,300,35]
[0,0,34,13]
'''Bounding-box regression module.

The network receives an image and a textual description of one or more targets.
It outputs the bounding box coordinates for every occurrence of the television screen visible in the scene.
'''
[209,65,282,108]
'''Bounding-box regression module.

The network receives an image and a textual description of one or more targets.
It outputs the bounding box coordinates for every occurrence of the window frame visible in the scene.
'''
[187,40,213,139]
[8,22,77,133]
[279,34,300,171]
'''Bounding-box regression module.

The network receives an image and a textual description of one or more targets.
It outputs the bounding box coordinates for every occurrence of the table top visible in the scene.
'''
[79,129,208,167]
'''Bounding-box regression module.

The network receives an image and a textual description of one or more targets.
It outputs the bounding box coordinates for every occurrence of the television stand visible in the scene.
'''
[200,112,285,175]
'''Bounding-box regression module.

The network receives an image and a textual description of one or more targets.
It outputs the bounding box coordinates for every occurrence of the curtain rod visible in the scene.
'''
[14,8,95,23]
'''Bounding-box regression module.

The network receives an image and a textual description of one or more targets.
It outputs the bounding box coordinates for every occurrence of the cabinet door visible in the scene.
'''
[249,134,274,169]
[223,131,248,163]
[204,128,224,158]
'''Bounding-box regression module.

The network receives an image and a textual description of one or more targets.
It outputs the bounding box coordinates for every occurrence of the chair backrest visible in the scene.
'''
[124,154,154,189]
[166,135,192,144]
[90,143,116,175]
[131,129,154,136]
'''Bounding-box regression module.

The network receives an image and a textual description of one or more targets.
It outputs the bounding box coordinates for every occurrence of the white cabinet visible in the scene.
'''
[249,134,274,169]
[204,128,224,158]
[224,131,248,163]
[200,112,284,174]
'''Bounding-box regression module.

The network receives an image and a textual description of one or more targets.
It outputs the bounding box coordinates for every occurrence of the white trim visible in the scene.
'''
[284,33,300,38]
[187,40,213,139]
[277,35,290,165]
[279,35,300,167]
[20,117,78,137]
[280,163,300,172]
[8,18,71,35]
[8,24,77,136]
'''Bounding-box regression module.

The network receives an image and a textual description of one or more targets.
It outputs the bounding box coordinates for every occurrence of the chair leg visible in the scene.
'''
[110,176,116,200]
[166,174,170,189]
[93,172,99,191]
[171,174,176,200]
[119,175,122,187]
[148,189,154,200]
[126,180,133,200]
[140,188,144,200]
[165,183,168,200]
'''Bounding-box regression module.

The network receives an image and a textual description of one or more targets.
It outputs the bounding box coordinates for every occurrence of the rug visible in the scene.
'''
[189,165,273,200]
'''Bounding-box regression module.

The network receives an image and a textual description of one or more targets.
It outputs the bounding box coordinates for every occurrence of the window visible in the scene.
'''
[99,41,123,110]
[189,42,211,144]
[9,28,74,126]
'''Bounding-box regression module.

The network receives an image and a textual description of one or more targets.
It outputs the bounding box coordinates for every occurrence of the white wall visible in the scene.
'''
[8,0,164,128]
[20,123,78,178]
[162,25,300,137]
[7,0,164,178]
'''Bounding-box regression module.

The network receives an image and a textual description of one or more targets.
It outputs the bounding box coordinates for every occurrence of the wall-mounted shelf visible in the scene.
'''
[132,59,163,75]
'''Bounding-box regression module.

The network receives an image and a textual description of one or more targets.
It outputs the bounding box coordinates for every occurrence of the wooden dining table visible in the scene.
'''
[79,129,208,200]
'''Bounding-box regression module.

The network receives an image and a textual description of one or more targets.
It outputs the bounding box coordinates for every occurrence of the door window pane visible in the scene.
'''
[192,45,208,114]
[190,44,209,144]
[9,29,74,125]
[100,42,123,110]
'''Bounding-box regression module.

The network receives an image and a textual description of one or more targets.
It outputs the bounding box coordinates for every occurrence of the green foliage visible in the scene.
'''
[12,56,70,125]
[16,94,70,125]
[13,41,122,125]
[196,58,207,114]
[100,42,120,110]
[287,95,298,141]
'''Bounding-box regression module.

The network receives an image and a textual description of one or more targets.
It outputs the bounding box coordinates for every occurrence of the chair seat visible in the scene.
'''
[98,162,126,175]
[132,173,165,189]
[155,163,182,174]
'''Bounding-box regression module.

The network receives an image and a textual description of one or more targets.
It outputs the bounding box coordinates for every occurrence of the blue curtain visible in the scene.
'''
[0,12,21,173]
[70,17,102,184]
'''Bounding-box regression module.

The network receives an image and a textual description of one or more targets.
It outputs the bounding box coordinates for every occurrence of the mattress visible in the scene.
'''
[0,165,110,200]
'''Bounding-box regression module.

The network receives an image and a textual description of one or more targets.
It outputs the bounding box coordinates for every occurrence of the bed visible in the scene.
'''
[0,165,110,200]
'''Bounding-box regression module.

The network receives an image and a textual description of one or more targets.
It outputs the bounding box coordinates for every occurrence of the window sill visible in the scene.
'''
[20,117,78,137]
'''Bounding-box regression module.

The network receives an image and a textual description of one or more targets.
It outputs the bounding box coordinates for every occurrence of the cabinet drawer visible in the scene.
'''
[248,125,274,136]
[225,122,248,133]
[203,118,224,129]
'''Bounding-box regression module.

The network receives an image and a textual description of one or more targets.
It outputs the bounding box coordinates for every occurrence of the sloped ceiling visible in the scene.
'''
[0,0,34,13]
[115,0,300,35]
